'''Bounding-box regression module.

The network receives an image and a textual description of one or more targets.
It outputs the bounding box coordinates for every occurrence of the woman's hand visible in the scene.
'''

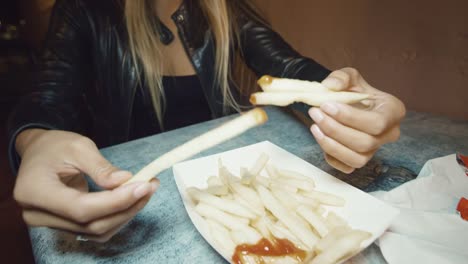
[13,129,158,242]
[308,68,406,173]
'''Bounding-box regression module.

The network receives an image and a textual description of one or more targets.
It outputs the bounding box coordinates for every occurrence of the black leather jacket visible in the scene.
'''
[7,0,330,172]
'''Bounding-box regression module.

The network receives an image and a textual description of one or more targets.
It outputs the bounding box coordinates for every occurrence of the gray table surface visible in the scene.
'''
[29,106,468,264]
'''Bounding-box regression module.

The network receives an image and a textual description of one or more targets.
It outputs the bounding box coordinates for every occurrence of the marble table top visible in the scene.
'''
[29,106,468,263]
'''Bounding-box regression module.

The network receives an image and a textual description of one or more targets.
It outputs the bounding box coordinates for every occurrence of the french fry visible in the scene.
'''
[254,175,271,188]
[251,216,273,241]
[240,167,251,185]
[270,182,298,194]
[124,108,268,184]
[325,212,348,230]
[315,226,352,254]
[294,194,320,209]
[195,203,249,230]
[234,193,264,217]
[262,256,303,264]
[296,205,329,238]
[271,187,300,210]
[206,219,237,257]
[231,182,264,213]
[278,169,312,181]
[278,169,316,189]
[315,206,326,216]
[188,188,256,219]
[302,190,346,207]
[250,92,370,107]
[207,175,223,187]
[257,75,329,93]
[249,153,269,176]
[205,185,229,196]
[230,226,263,245]
[309,230,371,264]
[276,178,315,192]
[257,185,319,250]
[271,222,309,250]
[265,164,280,179]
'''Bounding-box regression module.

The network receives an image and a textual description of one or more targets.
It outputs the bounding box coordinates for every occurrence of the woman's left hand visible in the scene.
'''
[308,67,406,174]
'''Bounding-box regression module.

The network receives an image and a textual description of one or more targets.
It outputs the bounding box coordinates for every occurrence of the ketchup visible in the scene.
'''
[232,238,306,264]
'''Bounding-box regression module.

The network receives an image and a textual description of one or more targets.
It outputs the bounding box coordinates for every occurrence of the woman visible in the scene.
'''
[8,0,405,242]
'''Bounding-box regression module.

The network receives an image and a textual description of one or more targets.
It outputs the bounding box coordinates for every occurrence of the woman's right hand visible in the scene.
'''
[13,129,158,242]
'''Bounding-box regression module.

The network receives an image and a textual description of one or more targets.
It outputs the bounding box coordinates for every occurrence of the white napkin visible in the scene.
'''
[372,154,468,264]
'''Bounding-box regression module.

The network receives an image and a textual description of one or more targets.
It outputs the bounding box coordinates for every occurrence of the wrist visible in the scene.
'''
[15,129,48,157]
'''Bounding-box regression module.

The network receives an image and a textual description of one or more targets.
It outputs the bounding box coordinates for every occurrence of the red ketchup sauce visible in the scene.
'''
[232,237,307,264]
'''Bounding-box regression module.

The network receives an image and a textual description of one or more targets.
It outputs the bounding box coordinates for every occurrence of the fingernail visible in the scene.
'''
[311,124,325,140]
[322,77,342,90]
[111,170,131,181]
[150,181,160,193]
[133,183,151,198]
[309,108,324,123]
[321,102,339,116]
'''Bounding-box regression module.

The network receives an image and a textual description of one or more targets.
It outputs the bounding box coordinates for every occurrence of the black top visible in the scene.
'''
[129,75,212,140]
[7,0,330,174]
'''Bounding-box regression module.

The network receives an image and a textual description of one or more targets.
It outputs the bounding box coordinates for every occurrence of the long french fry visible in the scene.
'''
[187,188,256,219]
[123,108,267,184]
[302,190,346,207]
[257,75,329,93]
[195,203,249,230]
[271,187,300,210]
[296,205,329,238]
[250,92,370,107]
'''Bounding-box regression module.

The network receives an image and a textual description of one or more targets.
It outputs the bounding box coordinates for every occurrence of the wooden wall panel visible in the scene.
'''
[256,0,468,120]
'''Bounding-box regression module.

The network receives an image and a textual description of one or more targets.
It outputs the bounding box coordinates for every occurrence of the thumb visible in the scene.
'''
[71,138,132,189]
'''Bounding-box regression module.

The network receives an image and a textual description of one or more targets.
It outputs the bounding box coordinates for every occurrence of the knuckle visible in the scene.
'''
[22,211,33,225]
[69,136,96,151]
[70,206,91,224]
[372,119,387,135]
[344,67,359,77]
[13,184,29,206]
[357,138,379,153]
[92,163,114,182]
[86,222,109,236]
[333,70,350,83]
[68,200,92,224]
[318,119,335,137]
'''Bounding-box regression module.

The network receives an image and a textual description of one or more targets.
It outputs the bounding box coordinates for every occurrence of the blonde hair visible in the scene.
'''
[125,0,266,129]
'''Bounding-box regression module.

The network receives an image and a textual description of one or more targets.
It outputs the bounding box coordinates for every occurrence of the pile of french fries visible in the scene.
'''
[187,153,372,264]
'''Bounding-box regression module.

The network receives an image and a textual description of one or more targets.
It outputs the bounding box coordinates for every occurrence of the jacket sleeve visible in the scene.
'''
[238,16,331,82]
[6,0,93,174]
